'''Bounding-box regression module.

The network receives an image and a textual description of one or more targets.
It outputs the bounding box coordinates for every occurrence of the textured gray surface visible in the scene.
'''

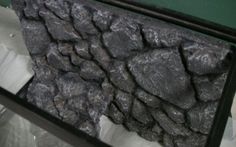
[12,0,233,146]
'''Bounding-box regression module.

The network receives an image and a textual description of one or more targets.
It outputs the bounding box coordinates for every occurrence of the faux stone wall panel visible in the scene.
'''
[13,0,233,146]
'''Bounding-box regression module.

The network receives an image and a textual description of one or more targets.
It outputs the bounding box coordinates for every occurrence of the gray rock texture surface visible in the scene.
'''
[12,0,232,146]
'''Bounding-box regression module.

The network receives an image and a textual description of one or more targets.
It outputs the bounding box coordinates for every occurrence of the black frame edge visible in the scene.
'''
[206,47,236,147]
[0,87,111,147]
[96,0,236,44]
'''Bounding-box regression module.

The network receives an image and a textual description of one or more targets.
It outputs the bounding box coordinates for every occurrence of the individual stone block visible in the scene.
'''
[141,26,161,48]
[193,73,227,102]
[89,37,111,70]
[56,72,87,98]
[108,103,125,124]
[151,109,191,136]
[27,80,57,110]
[45,0,70,21]
[57,106,79,125]
[135,88,161,108]
[33,57,58,82]
[103,18,144,59]
[114,90,133,115]
[101,78,115,104]
[21,19,51,55]
[79,60,105,81]
[162,103,185,124]
[174,133,207,147]
[78,120,97,137]
[71,3,98,38]
[70,54,85,66]
[128,49,196,109]
[187,102,218,134]
[24,0,42,19]
[139,129,161,142]
[142,25,182,48]
[152,124,163,135]
[74,40,91,59]
[39,9,80,41]
[58,42,74,56]
[131,99,153,125]
[46,43,74,71]
[87,85,108,113]
[93,10,113,31]
[182,42,231,75]
[109,61,135,93]
[124,117,145,133]
[163,134,174,147]
[67,96,88,116]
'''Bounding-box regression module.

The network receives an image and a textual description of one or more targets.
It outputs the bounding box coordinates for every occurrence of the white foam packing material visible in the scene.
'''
[0,44,34,94]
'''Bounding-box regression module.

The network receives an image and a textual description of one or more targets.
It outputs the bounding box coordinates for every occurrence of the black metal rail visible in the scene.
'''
[97,0,236,44]
[0,87,110,147]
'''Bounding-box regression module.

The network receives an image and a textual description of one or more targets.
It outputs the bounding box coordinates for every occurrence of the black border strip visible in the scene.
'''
[206,47,236,147]
[0,87,110,147]
[96,0,236,44]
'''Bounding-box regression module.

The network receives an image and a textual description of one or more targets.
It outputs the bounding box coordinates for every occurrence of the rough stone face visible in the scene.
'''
[71,3,98,38]
[57,106,79,125]
[78,120,97,137]
[70,54,85,66]
[152,124,163,135]
[12,0,25,19]
[193,73,227,102]
[45,0,70,21]
[39,9,80,41]
[142,26,161,48]
[93,10,113,31]
[115,90,133,115]
[74,40,91,59]
[128,49,196,109]
[103,18,143,59]
[187,102,218,134]
[142,25,182,48]
[109,61,135,93]
[87,85,108,113]
[13,0,232,145]
[182,42,231,75]
[108,103,125,124]
[174,133,207,147]
[139,129,161,142]
[151,109,191,136]
[135,88,161,108]
[56,72,87,98]
[22,19,51,55]
[33,57,59,82]
[67,96,88,116]
[163,134,174,147]
[58,42,74,56]
[46,43,74,71]
[89,37,111,70]
[27,80,57,110]
[125,117,145,132]
[131,99,153,125]
[24,0,42,20]
[162,103,185,124]
[101,78,115,103]
[79,60,105,81]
